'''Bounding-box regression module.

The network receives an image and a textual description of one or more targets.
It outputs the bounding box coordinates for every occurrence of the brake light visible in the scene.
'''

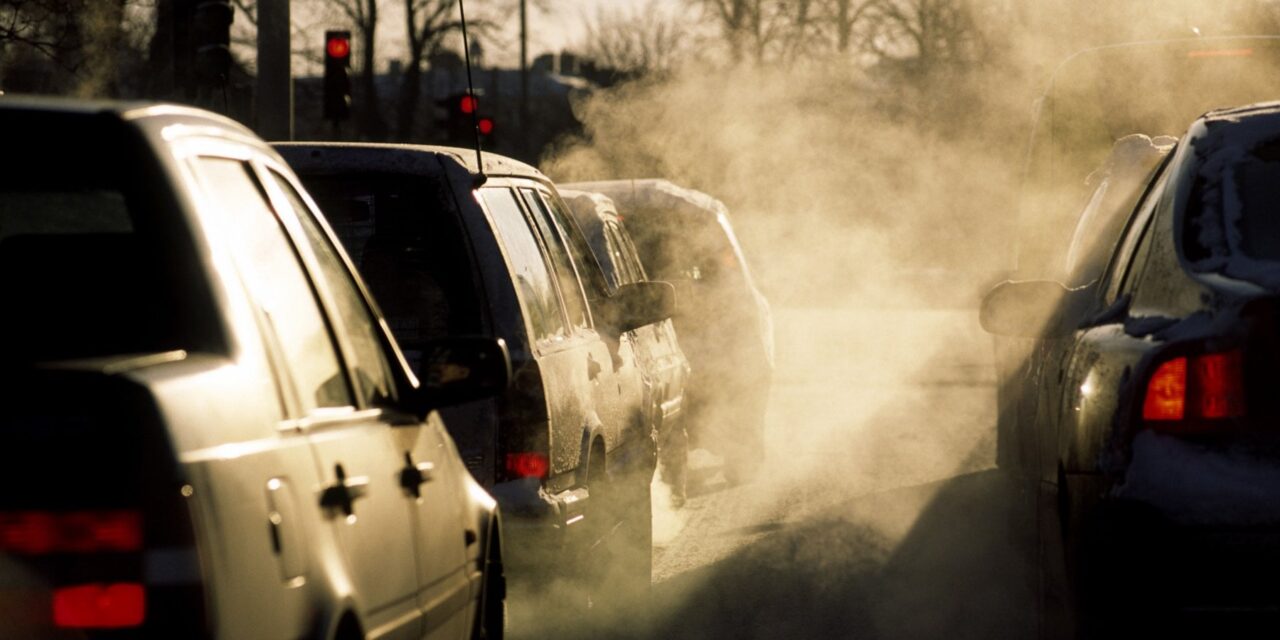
[0,510,142,555]
[1187,48,1254,58]
[506,452,549,479]
[1143,349,1245,430]
[1142,357,1186,421]
[53,583,145,628]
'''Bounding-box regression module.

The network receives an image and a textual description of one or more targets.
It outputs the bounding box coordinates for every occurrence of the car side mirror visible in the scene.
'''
[605,281,676,333]
[980,280,1090,338]
[413,337,511,410]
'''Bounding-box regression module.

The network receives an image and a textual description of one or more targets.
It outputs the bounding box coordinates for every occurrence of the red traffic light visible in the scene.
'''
[478,118,494,135]
[459,95,478,114]
[326,35,350,60]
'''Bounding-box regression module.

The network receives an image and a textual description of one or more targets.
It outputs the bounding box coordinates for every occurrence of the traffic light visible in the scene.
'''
[192,0,233,83]
[324,31,352,122]
[436,92,495,146]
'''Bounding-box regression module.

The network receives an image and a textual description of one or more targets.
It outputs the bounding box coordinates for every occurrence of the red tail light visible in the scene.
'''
[53,583,145,628]
[506,452,549,479]
[1143,357,1187,421]
[1187,48,1254,58]
[0,510,142,555]
[1143,349,1245,430]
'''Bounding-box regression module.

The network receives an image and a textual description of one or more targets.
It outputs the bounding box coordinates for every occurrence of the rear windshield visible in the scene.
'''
[0,111,204,362]
[1185,138,1280,264]
[295,171,484,368]
[625,210,741,285]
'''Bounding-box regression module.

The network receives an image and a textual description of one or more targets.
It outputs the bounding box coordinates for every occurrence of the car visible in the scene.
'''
[274,143,674,608]
[562,179,774,484]
[983,103,1280,637]
[559,188,692,504]
[0,97,510,640]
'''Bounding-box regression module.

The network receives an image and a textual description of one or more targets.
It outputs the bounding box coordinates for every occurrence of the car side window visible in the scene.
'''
[1104,171,1168,304]
[264,169,397,408]
[538,190,606,295]
[606,221,643,286]
[519,188,589,330]
[480,187,568,344]
[191,157,352,412]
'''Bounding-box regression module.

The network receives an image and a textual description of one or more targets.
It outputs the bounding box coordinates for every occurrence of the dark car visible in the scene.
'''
[984,104,1280,637]
[0,98,508,639]
[563,180,774,483]
[275,144,674,606]
[560,189,693,504]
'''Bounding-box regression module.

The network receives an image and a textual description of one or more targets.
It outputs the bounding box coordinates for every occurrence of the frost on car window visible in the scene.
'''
[1180,117,1280,290]
[1188,137,1280,278]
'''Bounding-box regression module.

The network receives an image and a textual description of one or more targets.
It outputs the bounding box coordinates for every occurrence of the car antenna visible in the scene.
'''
[458,0,487,188]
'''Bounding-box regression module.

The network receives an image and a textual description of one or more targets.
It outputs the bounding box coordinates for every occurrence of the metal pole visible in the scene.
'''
[257,0,293,140]
[519,0,528,144]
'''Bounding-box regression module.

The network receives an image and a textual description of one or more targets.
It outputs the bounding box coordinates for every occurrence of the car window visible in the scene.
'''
[1103,171,1167,304]
[616,222,650,282]
[538,190,608,296]
[191,157,352,412]
[520,188,589,330]
[264,169,397,408]
[297,171,486,372]
[480,187,568,344]
[605,221,640,286]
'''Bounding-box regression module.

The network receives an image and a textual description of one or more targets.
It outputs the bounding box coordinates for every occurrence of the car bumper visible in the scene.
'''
[487,478,590,574]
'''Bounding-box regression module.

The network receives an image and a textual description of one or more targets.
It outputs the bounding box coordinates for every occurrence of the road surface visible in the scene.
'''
[515,306,1037,639]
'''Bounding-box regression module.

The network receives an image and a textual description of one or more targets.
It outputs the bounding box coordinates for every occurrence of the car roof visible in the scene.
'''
[0,94,258,136]
[561,179,729,221]
[273,141,549,183]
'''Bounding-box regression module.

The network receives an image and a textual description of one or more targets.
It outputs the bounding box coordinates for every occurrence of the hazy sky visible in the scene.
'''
[276,0,691,75]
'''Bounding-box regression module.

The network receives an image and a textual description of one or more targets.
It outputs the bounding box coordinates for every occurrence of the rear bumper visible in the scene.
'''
[1079,496,1280,616]
[488,478,590,574]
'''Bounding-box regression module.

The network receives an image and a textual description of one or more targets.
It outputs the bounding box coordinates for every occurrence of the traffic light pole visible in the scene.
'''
[257,0,293,140]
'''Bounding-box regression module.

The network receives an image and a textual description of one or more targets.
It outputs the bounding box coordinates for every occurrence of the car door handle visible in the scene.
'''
[399,453,435,499]
[319,464,369,517]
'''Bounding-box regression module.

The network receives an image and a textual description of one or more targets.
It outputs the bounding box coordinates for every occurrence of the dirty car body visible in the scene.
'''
[560,189,692,501]
[562,179,773,483]
[984,104,1280,634]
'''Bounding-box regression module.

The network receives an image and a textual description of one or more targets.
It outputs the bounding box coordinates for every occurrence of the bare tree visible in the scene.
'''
[578,0,692,77]
[826,0,875,53]
[699,0,839,63]
[861,0,987,74]
[395,0,464,139]
[1,0,137,95]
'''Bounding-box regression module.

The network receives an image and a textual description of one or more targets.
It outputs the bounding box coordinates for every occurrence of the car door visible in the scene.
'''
[260,165,472,639]
[186,154,423,640]
[609,218,687,432]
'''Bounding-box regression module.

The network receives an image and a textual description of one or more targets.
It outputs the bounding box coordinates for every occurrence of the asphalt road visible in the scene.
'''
[515,306,1037,640]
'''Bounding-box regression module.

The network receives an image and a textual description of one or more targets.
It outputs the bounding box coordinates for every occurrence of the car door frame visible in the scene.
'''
[255,156,475,639]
